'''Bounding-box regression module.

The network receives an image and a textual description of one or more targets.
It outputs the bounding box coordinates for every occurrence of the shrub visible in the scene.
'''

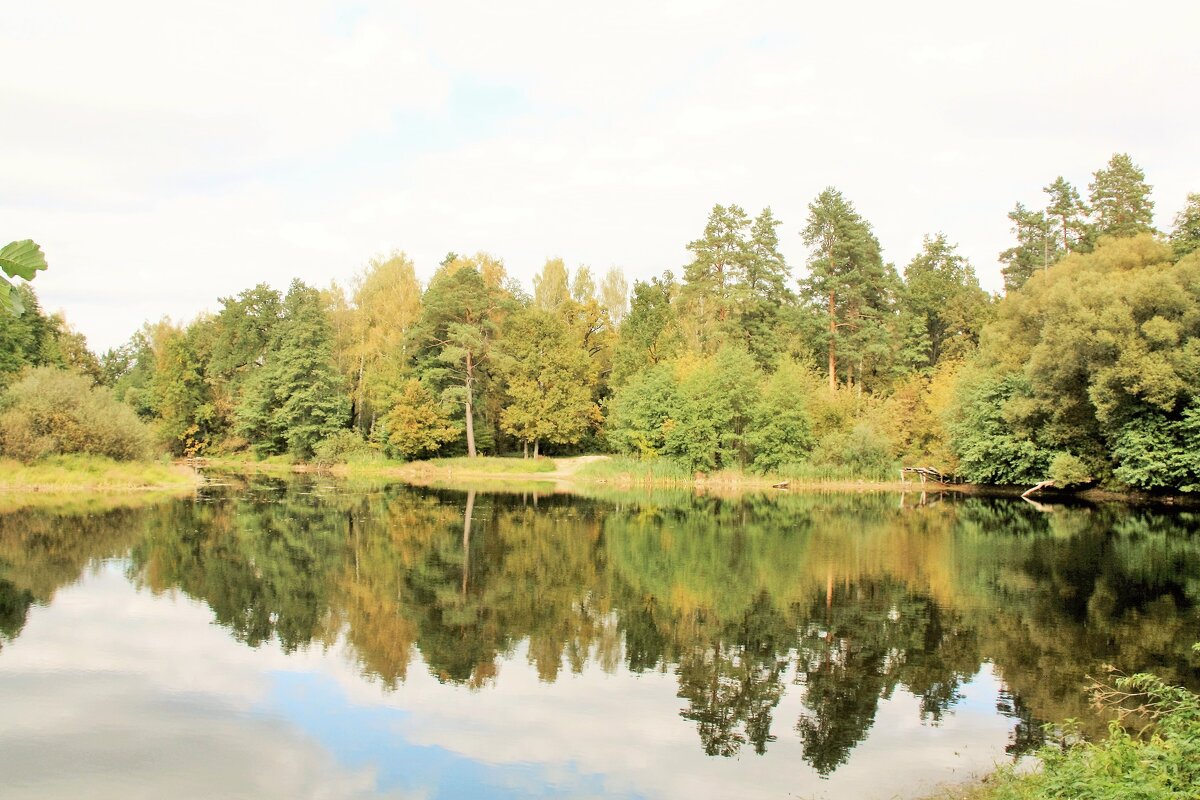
[312,429,378,466]
[808,422,896,480]
[0,367,153,462]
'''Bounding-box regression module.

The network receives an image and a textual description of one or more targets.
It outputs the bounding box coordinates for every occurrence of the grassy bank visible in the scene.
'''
[0,455,202,492]
[925,659,1200,800]
[571,455,938,491]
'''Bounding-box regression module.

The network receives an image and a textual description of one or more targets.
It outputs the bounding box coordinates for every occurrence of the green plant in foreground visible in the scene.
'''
[981,648,1200,800]
[0,240,48,315]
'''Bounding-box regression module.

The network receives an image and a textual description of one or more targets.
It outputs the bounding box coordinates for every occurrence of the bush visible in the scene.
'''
[312,429,379,466]
[982,658,1200,800]
[0,367,153,462]
[808,422,897,480]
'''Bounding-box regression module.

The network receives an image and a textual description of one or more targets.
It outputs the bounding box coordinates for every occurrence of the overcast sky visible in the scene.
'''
[5,0,1198,353]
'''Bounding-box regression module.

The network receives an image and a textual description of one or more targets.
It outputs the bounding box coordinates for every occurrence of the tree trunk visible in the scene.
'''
[523,441,528,459]
[461,490,475,595]
[533,439,540,458]
[464,350,477,458]
[827,290,837,393]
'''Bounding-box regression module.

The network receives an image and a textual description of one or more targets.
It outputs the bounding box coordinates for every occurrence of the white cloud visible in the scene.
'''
[4,0,1198,350]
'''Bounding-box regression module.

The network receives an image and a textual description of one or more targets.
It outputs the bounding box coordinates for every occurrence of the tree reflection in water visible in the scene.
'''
[1,478,1198,774]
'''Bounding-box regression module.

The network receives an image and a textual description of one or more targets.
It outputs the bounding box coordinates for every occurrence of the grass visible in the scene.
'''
[573,455,695,482]
[573,455,904,486]
[405,455,556,474]
[0,455,202,492]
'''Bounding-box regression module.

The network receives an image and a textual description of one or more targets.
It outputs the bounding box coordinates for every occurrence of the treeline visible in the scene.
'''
[3,152,1199,490]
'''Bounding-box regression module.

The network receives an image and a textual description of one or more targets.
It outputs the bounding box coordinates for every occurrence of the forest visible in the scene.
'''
[3,152,1199,492]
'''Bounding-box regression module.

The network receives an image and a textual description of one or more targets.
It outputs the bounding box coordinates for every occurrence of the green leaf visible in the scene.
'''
[0,239,49,281]
[0,276,25,315]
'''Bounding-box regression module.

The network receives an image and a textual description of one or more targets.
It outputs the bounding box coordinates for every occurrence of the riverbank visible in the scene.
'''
[0,455,203,493]
[194,453,1199,504]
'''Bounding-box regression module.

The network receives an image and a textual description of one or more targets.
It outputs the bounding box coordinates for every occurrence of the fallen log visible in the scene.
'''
[1021,480,1056,498]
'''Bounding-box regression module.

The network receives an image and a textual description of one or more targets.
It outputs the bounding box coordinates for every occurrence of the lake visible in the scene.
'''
[2,476,1198,799]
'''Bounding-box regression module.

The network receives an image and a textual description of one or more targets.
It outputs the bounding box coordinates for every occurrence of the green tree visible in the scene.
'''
[999,202,1055,293]
[611,273,682,386]
[409,265,501,458]
[736,207,793,368]
[236,280,349,459]
[376,378,461,459]
[604,362,680,457]
[901,234,991,370]
[152,323,220,455]
[746,360,814,472]
[1089,153,1155,238]
[1044,176,1091,254]
[0,286,57,382]
[799,188,895,392]
[680,204,751,352]
[493,307,598,456]
[664,347,761,472]
[955,236,1200,490]
[1169,192,1200,260]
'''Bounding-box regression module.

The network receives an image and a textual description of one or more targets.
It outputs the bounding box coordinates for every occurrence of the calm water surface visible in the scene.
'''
[1,477,1198,799]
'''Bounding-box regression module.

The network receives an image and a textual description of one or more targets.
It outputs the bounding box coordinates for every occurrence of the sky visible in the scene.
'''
[4,0,1199,353]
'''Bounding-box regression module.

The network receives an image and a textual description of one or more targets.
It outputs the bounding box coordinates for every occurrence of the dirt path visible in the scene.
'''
[542,455,609,479]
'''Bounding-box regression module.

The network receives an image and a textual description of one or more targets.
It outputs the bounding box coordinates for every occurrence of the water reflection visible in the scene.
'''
[1,479,1199,795]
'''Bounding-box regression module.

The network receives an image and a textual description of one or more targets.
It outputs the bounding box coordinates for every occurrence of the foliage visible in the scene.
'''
[902,233,992,370]
[808,422,896,480]
[0,239,48,315]
[235,280,349,459]
[1089,152,1155,239]
[953,237,1200,490]
[309,429,378,466]
[493,307,599,453]
[374,378,460,459]
[0,368,153,461]
[973,665,1200,800]
[746,360,815,472]
[1169,193,1200,260]
[799,187,898,391]
[663,347,761,472]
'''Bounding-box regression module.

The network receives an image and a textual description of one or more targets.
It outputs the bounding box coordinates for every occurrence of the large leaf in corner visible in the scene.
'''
[0,239,49,280]
[0,278,26,315]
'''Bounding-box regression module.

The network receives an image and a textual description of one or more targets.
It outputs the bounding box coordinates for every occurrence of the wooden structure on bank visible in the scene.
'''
[901,466,948,485]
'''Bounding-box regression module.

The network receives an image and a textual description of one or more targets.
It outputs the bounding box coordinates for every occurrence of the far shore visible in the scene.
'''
[193,454,1198,506]
[1,453,1192,507]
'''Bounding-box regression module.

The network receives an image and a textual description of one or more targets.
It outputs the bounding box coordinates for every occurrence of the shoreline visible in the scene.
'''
[195,455,1199,506]
[0,457,203,494]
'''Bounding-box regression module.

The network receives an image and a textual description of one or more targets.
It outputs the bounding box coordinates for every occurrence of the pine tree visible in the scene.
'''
[737,207,793,368]
[681,204,752,352]
[1043,177,1091,254]
[798,188,892,392]
[902,234,990,369]
[409,266,500,457]
[236,280,349,459]
[1089,153,1155,238]
[999,203,1054,293]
